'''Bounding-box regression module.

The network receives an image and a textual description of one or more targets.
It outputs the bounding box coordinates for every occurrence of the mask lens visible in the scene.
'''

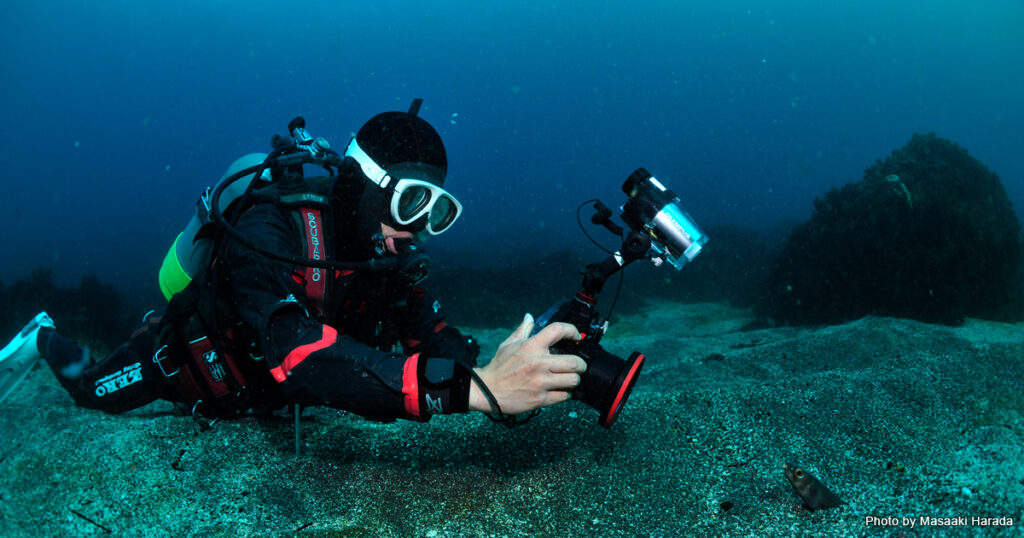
[397,185,432,221]
[429,196,458,232]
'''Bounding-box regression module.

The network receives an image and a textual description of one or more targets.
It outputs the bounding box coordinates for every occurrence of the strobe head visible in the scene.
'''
[621,168,708,270]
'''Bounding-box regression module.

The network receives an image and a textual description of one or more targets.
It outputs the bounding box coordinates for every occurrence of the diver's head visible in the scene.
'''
[333,105,460,258]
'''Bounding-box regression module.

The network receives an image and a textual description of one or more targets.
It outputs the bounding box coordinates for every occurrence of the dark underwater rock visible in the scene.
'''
[756,133,1024,325]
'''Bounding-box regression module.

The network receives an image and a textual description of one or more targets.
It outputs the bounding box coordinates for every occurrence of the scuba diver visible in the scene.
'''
[0,103,587,426]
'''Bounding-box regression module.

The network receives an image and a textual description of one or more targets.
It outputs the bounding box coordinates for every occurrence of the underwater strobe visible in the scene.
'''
[534,168,708,427]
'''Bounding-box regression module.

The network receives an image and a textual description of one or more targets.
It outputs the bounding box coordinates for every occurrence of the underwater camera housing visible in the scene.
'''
[533,167,708,427]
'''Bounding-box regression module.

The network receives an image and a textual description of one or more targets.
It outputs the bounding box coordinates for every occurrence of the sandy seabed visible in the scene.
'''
[1,301,1022,537]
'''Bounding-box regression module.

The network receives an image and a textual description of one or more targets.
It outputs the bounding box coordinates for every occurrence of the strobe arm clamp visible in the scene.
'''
[581,230,651,298]
[590,201,624,237]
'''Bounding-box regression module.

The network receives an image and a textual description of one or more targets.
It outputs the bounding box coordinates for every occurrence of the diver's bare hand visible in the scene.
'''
[469,314,586,415]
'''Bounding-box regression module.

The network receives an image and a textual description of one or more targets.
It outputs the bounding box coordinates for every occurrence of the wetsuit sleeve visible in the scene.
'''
[222,204,469,421]
[393,286,482,416]
[399,287,481,367]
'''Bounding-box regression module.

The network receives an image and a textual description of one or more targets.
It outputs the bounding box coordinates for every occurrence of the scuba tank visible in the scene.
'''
[158,153,270,300]
[158,109,433,302]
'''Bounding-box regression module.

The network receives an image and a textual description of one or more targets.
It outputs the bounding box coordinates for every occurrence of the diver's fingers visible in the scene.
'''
[546,354,587,374]
[545,372,582,391]
[499,313,534,348]
[529,322,581,349]
[544,390,572,405]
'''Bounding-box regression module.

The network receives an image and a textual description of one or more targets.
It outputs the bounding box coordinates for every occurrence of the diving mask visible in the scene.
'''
[345,138,462,235]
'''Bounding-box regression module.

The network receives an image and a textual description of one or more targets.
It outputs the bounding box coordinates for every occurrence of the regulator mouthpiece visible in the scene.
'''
[621,168,708,270]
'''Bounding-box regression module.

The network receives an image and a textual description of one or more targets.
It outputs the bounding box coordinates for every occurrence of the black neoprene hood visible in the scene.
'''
[332,109,450,256]
[355,111,447,186]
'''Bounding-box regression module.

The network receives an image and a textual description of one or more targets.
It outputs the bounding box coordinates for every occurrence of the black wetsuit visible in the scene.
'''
[42,200,479,421]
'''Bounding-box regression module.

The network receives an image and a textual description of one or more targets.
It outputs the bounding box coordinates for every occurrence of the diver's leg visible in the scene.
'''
[38,312,169,414]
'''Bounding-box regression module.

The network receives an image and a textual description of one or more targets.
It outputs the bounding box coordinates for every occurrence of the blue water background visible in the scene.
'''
[2,1,1022,299]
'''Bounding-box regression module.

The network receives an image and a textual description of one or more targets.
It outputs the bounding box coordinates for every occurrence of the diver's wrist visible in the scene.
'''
[468,367,493,413]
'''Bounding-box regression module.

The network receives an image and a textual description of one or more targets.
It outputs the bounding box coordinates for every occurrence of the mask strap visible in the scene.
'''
[346,138,392,189]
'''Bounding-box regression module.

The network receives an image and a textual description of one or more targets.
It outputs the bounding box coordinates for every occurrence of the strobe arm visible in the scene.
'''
[581,231,651,296]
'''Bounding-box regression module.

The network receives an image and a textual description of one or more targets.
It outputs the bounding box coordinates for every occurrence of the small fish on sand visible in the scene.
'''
[783,462,844,510]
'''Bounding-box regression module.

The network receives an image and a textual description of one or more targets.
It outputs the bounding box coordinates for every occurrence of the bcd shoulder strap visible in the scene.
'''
[277,177,335,316]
